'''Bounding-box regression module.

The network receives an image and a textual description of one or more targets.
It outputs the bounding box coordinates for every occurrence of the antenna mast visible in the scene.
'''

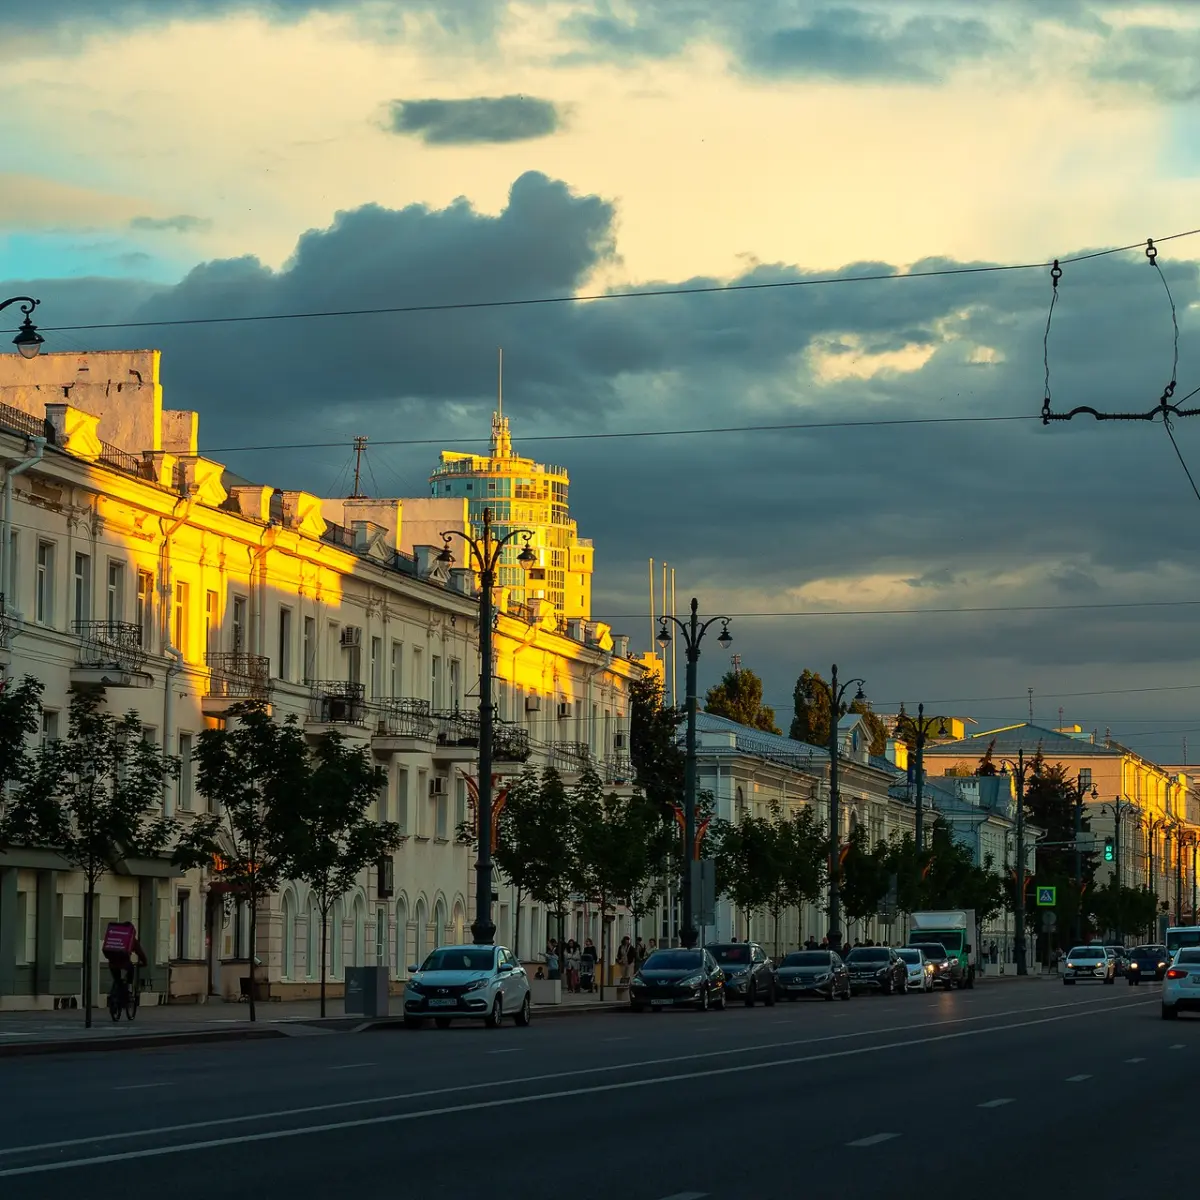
[350,436,368,499]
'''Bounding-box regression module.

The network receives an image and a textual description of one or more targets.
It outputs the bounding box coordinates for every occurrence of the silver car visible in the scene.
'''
[403,944,531,1029]
[896,946,934,993]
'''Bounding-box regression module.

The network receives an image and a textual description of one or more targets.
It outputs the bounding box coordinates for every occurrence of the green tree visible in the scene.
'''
[0,676,42,822]
[710,812,777,940]
[173,702,306,1023]
[788,669,886,754]
[704,668,780,734]
[283,731,401,1017]
[629,674,684,822]
[767,804,828,958]
[840,825,891,937]
[1,691,177,1027]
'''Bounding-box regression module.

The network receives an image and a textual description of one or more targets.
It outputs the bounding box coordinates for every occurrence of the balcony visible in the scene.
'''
[306,681,369,740]
[371,697,435,754]
[203,652,271,718]
[551,741,593,778]
[432,709,481,763]
[604,757,635,786]
[494,723,531,765]
[70,621,152,689]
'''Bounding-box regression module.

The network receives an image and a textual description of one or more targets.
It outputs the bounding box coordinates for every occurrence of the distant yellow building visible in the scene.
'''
[430,411,593,623]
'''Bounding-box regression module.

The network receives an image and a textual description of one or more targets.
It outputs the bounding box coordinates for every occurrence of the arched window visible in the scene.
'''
[331,898,345,978]
[452,900,465,946]
[434,898,447,949]
[306,896,319,980]
[281,892,295,980]
[352,896,366,967]
[414,898,428,966]
[395,897,409,975]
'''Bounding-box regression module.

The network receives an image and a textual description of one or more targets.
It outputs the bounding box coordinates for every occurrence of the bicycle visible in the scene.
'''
[107,966,141,1022]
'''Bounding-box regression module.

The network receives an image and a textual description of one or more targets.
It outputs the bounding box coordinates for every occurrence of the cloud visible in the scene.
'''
[0,173,145,230]
[386,95,563,145]
[129,214,213,234]
[1087,22,1200,103]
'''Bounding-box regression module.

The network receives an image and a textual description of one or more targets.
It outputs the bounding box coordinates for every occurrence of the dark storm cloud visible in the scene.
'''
[387,96,563,145]
[1087,22,1200,103]
[129,214,212,234]
[7,169,1200,732]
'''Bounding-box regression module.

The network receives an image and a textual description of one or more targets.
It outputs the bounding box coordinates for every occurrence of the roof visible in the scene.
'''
[692,711,829,770]
[922,722,1122,761]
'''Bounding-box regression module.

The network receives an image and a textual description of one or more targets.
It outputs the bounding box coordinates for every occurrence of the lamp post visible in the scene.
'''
[798,665,866,946]
[1174,822,1185,927]
[1,297,44,358]
[999,751,1033,976]
[437,507,535,946]
[656,598,731,950]
[895,703,948,868]
[1070,770,1098,944]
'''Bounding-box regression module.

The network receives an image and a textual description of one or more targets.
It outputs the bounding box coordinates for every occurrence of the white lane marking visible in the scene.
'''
[0,1000,1152,1176]
[848,1133,898,1147]
[603,1036,631,1043]
[1126,1057,1146,1063]
[1170,1044,1185,1050]
[113,1083,170,1092]
[1066,1074,1092,1082]
[487,1049,521,1055]
[977,1098,1013,1108]
[0,993,1151,1162]
[328,1064,375,1071]
[655,1193,707,1200]
[0,1033,34,1038]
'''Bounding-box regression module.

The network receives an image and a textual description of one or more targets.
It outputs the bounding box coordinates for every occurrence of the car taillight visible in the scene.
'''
[1167,968,1188,979]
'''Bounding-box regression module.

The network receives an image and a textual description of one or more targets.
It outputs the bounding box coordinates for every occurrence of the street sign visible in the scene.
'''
[1036,886,1057,907]
[1043,912,1057,931]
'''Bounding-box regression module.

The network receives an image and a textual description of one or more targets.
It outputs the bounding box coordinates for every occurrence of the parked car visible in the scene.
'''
[896,946,935,993]
[1127,944,1169,984]
[773,950,851,1001]
[1105,945,1129,977]
[629,948,726,1012]
[403,944,531,1029]
[1161,948,1200,1019]
[844,946,907,995]
[1062,945,1116,984]
[907,941,963,989]
[707,941,776,1006]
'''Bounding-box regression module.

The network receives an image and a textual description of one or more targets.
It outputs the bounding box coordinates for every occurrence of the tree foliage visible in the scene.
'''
[1,690,177,1027]
[789,668,887,754]
[0,675,42,822]
[1087,881,1158,941]
[839,824,892,930]
[704,668,779,734]
[628,673,684,821]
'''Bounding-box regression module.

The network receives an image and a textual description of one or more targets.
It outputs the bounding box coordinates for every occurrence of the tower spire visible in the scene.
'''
[490,346,512,457]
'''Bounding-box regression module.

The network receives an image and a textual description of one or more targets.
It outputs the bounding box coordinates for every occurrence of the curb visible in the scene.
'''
[358,1002,623,1030]
[0,1026,288,1059]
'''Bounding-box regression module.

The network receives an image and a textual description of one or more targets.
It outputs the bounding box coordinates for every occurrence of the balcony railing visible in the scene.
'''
[551,741,593,774]
[206,652,271,701]
[373,697,434,740]
[435,709,481,749]
[98,442,142,477]
[604,757,635,785]
[73,621,147,674]
[309,681,367,725]
[494,723,531,763]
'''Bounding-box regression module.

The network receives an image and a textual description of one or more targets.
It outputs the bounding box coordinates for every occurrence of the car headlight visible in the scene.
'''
[816,973,830,982]
[464,979,488,992]
[681,974,705,988]
[1159,962,1166,969]
[406,980,423,994]
[1065,962,1075,970]
[632,975,645,987]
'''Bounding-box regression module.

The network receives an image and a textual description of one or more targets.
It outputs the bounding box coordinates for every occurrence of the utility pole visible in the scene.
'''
[350,435,368,499]
[1071,770,1097,945]
[1003,750,1029,976]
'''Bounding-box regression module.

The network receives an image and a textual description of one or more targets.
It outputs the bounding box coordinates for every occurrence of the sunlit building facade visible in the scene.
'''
[0,350,640,1010]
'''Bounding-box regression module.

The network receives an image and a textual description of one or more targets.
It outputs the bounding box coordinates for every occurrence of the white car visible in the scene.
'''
[403,944,531,1029]
[1161,947,1200,1020]
[1062,945,1116,984]
[896,946,934,992]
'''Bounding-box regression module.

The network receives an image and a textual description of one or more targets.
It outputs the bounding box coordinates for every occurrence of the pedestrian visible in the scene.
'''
[545,939,560,982]
[648,938,658,956]
[635,937,647,964]
[582,937,598,990]
[819,937,829,950]
[564,940,581,992]
[989,940,998,965]
[617,935,634,982]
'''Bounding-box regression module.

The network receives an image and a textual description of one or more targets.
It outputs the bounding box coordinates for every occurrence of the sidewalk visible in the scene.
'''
[0,990,624,1057]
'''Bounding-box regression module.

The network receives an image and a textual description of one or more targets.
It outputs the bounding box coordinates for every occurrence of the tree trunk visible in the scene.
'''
[83,884,95,1028]
[513,887,523,960]
[247,886,258,1023]
[320,902,329,1019]
[599,893,607,1001]
[773,905,780,960]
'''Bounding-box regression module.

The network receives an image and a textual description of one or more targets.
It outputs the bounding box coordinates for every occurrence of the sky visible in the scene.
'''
[5,0,1200,760]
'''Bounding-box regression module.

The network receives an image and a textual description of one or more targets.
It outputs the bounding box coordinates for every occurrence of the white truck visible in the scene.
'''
[907,909,976,988]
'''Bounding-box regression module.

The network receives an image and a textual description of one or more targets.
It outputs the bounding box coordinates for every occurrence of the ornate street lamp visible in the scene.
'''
[894,703,949,862]
[1,297,44,359]
[438,507,535,945]
[1070,770,1099,943]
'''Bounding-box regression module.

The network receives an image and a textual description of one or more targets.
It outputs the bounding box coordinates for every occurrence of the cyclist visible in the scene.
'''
[102,919,147,1007]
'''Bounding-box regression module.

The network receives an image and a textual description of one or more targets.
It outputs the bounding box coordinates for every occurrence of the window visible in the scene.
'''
[435,784,448,840]
[6,531,16,612]
[347,641,361,685]
[73,552,91,628]
[278,607,293,681]
[232,595,248,652]
[377,775,389,822]
[455,775,467,833]
[136,569,153,649]
[40,709,59,744]
[416,770,427,836]
[396,768,409,834]
[431,655,442,709]
[176,890,190,960]
[412,647,424,701]
[106,561,124,625]
[205,590,218,657]
[35,541,54,626]
[449,658,461,710]
[303,616,316,682]
[172,581,189,654]
[178,732,194,810]
[370,636,382,698]
[389,640,403,697]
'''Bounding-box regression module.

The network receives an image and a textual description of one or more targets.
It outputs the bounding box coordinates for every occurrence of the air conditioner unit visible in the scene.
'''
[429,776,446,796]
[614,733,627,750]
[557,702,572,719]
[525,695,541,712]
[377,858,394,899]
[340,626,362,648]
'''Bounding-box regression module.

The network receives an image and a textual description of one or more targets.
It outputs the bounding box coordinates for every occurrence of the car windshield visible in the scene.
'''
[912,945,948,959]
[644,951,703,971]
[709,945,751,965]
[1134,946,1166,959]
[1167,928,1200,954]
[897,949,923,964]
[420,948,495,972]
[782,952,831,967]
[1176,950,1200,965]
[847,948,889,962]
[1067,947,1102,959]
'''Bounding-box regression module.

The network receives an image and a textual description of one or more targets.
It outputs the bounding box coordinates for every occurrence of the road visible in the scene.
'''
[0,979,1188,1199]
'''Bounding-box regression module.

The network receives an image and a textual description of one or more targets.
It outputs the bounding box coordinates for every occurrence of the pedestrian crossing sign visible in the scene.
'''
[1036,886,1056,907]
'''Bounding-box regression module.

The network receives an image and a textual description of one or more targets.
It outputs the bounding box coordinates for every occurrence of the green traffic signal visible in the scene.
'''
[1103,837,1114,862]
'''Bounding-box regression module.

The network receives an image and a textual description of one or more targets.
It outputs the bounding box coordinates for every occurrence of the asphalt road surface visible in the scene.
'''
[0,979,1189,1199]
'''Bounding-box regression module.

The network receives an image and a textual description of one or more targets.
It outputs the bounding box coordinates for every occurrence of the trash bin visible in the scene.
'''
[344,966,389,1017]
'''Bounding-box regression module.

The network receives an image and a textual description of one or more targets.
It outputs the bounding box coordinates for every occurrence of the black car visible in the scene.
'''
[845,947,907,995]
[909,942,964,989]
[707,942,776,1006]
[629,948,726,1012]
[1127,944,1169,984]
[774,950,851,1001]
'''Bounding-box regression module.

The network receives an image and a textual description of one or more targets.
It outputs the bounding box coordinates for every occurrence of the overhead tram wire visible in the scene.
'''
[27,225,1200,338]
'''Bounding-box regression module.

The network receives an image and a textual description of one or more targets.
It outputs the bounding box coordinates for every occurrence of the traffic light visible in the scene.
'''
[1103,837,1115,862]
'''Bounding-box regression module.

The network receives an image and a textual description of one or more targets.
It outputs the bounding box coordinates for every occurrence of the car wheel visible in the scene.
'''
[1064,978,1074,985]
[1104,975,1114,986]
[765,981,776,1006]
[715,988,727,1011]
[403,1016,423,1029]
[486,997,504,1028]
[824,986,834,1001]
[966,971,975,990]
[745,983,756,1008]
[514,994,532,1027]
[434,1017,452,1029]
[1162,1004,1179,1020]
[630,1003,644,1013]
[841,985,851,1000]
[698,988,710,1013]
[1128,977,1135,986]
